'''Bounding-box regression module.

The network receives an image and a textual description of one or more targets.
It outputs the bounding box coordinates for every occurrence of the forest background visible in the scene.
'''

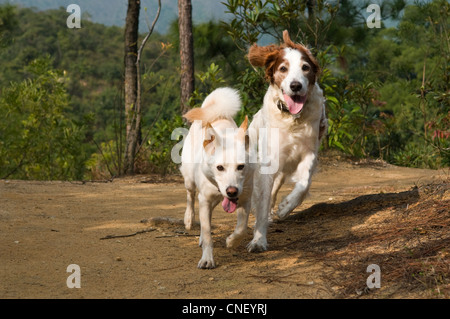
[0,0,448,181]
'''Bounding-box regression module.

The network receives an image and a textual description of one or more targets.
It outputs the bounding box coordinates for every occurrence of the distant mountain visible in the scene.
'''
[0,0,230,34]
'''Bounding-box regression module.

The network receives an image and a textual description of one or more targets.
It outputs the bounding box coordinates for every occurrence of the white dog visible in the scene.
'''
[246,30,328,252]
[180,88,254,268]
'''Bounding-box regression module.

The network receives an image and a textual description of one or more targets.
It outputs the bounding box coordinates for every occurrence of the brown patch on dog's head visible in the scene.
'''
[248,44,286,84]
[248,30,320,85]
[282,30,320,83]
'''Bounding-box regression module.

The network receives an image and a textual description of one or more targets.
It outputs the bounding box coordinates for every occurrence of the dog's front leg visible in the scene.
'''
[197,194,217,269]
[277,152,317,219]
[270,173,285,217]
[226,200,251,249]
[184,186,196,230]
[247,172,273,252]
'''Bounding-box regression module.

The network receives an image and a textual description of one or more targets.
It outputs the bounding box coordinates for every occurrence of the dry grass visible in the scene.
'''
[279,176,449,298]
[322,179,449,298]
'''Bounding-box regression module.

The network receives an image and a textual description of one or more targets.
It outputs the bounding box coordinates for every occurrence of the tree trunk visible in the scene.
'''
[178,0,195,116]
[124,0,140,175]
[306,0,316,24]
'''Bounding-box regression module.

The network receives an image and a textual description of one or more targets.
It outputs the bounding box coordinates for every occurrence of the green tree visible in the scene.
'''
[0,57,87,180]
[0,4,18,48]
[364,0,449,168]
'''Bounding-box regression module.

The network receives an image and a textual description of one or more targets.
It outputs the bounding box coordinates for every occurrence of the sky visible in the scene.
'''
[0,0,230,34]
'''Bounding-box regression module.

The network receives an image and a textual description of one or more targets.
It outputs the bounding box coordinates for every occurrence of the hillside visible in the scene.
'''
[0,0,448,181]
[0,0,229,33]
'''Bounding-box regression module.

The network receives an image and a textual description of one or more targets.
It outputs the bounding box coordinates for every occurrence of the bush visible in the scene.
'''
[0,57,87,180]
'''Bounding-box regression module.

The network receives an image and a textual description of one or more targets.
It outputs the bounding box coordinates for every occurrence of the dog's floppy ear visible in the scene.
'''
[248,44,280,68]
[282,30,295,48]
[248,44,282,83]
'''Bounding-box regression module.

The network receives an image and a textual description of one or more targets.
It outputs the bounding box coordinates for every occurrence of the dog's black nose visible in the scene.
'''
[290,81,302,92]
[226,186,238,198]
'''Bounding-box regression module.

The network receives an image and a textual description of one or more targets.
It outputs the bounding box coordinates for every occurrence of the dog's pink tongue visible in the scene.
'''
[284,94,306,114]
[222,198,237,213]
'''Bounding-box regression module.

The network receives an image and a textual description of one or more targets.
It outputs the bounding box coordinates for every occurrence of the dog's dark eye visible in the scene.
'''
[280,66,288,72]
[302,64,310,72]
[237,165,245,171]
[217,165,224,171]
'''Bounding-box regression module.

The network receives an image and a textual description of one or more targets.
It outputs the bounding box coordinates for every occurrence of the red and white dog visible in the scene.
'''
[247,30,327,252]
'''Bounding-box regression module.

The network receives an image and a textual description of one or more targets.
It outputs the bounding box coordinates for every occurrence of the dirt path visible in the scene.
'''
[0,160,448,299]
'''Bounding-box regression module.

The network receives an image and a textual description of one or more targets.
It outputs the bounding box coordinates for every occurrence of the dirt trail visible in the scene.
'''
[0,159,447,299]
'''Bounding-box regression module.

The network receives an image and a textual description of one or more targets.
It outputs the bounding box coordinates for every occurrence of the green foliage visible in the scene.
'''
[223,0,340,51]
[0,57,87,180]
[142,115,184,175]
[0,4,18,47]
[189,62,226,108]
[84,140,121,180]
[0,5,185,180]
[1,1,448,182]
[234,66,267,123]
[85,115,185,179]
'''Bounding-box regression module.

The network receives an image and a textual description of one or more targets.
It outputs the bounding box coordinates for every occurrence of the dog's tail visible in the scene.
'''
[183,87,241,124]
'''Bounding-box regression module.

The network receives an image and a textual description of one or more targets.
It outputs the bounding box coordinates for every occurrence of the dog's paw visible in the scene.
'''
[226,233,244,249]
[246,238,267,253]
[277,199,294,220]
[185,221,194,231]
[198,246,215,269]
[268,210,275,223]
[184,210,194,230]
[197,257,216,269]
